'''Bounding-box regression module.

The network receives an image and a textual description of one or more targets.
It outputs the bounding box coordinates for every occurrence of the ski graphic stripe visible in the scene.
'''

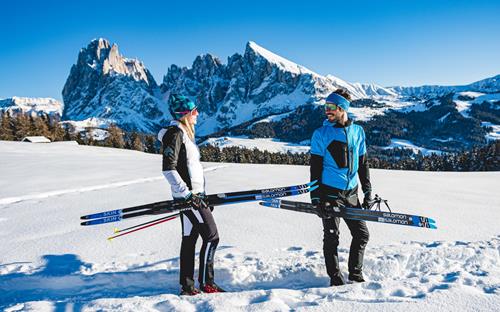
[269,199,436,225]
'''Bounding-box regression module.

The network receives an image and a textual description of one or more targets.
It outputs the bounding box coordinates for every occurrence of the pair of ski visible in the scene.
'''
[259,199,437,229]
[81,180,436,241]
[80,181,319,228]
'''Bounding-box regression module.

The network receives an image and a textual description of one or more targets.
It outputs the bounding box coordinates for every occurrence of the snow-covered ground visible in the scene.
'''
[482,122,500,141]
[202,136,310,154]
[382,139,445,156]
[0,141,499,311]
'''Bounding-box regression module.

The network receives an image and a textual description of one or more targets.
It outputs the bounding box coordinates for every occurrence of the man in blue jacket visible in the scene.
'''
[310,89,372,286]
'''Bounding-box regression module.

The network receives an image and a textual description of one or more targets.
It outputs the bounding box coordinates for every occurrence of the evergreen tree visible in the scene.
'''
[0,112,15,140]
[63,123,77,141]
[33,115,51,138]
[105,124,125,148]
[13,113,31,140]
[144,135,157,154]
[51,122,66,141]
[86,128,95,146]
[130,132,144,151]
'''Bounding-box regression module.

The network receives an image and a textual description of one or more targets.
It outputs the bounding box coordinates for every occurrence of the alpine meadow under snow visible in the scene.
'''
[0,141,499,311]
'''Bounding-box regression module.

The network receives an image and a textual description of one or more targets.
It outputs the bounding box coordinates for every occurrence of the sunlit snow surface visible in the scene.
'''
[0,141,499,311]
[202,136,310,154]
[383,139,445,156]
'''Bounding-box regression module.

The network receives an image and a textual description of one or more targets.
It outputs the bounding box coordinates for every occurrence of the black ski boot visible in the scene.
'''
[330,274,346,286]
[348,273,365,283]
[180,285,201,296]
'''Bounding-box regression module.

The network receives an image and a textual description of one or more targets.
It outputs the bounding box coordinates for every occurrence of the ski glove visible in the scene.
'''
[362,192,374,209]
[185,193,209,210]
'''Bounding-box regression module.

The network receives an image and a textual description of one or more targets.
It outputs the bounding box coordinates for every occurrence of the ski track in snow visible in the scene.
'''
[0,167,226,206]
[1,237,498,310]
[0,177,164,206]
[203,164,231,173]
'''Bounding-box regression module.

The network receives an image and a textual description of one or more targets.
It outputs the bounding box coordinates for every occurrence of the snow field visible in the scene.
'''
[0,141,499,311]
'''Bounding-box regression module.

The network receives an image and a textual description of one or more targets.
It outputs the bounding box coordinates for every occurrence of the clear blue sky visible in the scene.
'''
[1,0,499,101]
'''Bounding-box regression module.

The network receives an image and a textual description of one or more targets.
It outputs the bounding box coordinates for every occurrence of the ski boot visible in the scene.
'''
[330,274,346,286]
[180,285,201,296]
[201,282,226,293]
[348,272,366,283]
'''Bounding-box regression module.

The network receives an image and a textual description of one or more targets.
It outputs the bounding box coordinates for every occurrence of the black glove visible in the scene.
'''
[362,192,374,209]
[185,193,209,210]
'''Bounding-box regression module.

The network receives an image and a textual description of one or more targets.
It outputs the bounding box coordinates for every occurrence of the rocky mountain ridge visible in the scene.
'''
[8,38,497,154]
[61,38,168,133]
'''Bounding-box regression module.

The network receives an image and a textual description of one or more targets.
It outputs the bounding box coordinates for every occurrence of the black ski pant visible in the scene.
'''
[321,186,369,279]
[179,206,219,289]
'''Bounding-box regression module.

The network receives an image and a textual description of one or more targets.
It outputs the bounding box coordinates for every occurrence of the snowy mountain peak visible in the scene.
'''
[0,96,63,116]
[191,54,224,79]
[86,38,111,61]
[245,41,315,76]
[325,75,398,99]
[392,74,500,98]
[61,39,167,132]
[467,74,500,93]
[79,39,151,84]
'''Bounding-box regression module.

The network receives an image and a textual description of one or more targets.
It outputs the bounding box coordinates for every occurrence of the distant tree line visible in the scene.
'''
[199,142,499,171]
[368,142,499,171]
[199,145,310,165]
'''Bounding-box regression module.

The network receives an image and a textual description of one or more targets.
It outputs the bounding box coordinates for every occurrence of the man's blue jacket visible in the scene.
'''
[310,119,371,201]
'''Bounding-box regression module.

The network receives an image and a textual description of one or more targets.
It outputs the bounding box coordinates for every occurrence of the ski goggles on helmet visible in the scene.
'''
[175,106,198,116]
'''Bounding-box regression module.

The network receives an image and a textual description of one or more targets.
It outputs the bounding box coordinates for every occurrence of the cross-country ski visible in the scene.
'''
[259,198,437,229]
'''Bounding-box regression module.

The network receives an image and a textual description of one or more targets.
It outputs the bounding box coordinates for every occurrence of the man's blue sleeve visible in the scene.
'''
[359,127,367,156]
[310,129,324,156]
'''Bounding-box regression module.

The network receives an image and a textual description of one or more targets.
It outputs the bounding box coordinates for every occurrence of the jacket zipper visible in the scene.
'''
[343,127,351,191]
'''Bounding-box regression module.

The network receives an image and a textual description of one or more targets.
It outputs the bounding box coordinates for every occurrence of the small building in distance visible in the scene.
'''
[21,136,51,143]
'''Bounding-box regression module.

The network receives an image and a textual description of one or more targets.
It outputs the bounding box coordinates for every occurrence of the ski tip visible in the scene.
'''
[309,185,319,192]
[428,218,436,224]
[430,224,437,229]
[80,216,88,220]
